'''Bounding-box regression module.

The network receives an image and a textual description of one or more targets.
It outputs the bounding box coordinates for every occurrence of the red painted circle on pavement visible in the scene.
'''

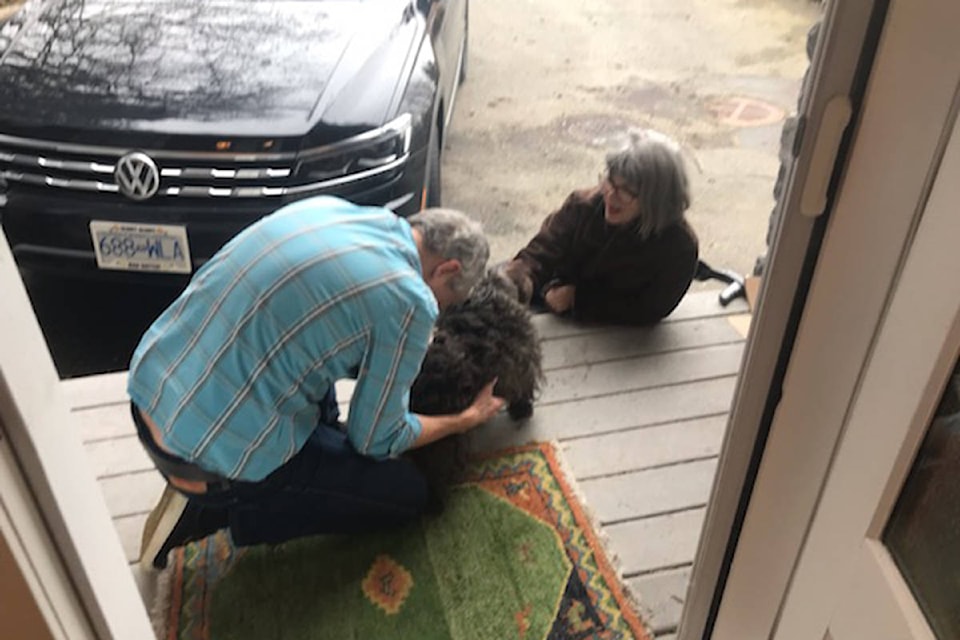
[707,96,786,128]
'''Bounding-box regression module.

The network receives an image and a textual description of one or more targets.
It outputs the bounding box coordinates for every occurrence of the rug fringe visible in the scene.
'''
[546,440,654,640]
[149,563,175,640]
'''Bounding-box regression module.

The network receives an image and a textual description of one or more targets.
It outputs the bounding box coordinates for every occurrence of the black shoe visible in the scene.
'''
[139,486,229,570]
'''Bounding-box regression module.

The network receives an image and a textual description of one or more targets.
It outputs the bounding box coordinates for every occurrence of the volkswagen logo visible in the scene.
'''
[115,152,160,200]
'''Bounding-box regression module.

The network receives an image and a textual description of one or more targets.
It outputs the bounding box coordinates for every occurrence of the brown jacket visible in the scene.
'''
[506,188,699,325]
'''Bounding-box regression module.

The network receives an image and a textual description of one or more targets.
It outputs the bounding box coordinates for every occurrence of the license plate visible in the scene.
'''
[90,221,192,274]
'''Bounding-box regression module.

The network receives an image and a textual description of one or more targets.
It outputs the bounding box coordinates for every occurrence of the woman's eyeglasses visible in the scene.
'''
[598,173,639,201]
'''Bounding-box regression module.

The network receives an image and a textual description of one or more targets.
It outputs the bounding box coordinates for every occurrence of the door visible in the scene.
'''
[773,105,960,639]
[687,1,960,638]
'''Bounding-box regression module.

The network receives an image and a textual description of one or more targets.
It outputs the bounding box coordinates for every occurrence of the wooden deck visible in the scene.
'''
[63,289,749,639]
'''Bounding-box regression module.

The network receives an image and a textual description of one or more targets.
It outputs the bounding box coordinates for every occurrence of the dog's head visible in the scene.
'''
[409,330,486,416]
[411,265,543,417]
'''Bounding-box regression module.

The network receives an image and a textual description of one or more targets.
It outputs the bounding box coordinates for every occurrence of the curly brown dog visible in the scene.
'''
[407,268,543,507]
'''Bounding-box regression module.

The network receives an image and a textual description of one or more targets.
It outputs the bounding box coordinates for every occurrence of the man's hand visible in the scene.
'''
[460,379,506,431]
[545,284,576,314]
[411,379,506,449]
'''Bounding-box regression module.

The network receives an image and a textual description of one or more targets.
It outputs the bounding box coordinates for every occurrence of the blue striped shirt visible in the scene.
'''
[128,196,437,482]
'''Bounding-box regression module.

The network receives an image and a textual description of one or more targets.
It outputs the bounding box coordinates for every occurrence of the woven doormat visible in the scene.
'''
[157,443,650,639]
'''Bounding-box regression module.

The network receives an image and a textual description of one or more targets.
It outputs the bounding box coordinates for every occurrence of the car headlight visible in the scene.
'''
[293,113,412,187]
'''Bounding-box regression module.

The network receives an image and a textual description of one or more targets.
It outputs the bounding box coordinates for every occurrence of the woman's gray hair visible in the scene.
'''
[407,208,490,296]
[606,129,691,239]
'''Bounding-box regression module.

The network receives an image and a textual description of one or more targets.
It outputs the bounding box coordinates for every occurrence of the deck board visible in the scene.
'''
[607,508,706,577]
[114,513,149,564]
[62,371,127,409]
[71,289,746,630]
[470,375,737,450]
[563,414,727,479]
[534,293,748,340]
[100,471,165,519]
[580,459,717,525]
[541,316,743,371]
[74,403,137,443]
[627,566,691,635]
[85,435,152,479]
[539,342,744,404]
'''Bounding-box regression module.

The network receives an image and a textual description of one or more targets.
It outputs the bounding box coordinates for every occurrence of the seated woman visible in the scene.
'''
[504,129,699,325]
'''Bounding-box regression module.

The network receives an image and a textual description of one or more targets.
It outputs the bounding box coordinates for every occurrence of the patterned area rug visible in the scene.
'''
[158,443,650,640]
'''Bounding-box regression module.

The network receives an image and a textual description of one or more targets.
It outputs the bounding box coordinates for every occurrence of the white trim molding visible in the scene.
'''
[0,228,154,639]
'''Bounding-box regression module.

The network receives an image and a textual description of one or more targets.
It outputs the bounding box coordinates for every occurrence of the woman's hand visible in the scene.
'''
[545,284,576,314]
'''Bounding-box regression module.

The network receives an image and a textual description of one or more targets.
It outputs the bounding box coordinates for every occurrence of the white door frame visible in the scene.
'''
[0,232,154,639]
[0,416,91,639]
[688,0,960,637]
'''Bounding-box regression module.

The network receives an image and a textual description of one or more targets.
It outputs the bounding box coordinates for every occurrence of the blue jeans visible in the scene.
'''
[136,387,429,546]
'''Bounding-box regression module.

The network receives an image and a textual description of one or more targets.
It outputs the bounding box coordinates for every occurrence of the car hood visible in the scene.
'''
[0,0,418,141]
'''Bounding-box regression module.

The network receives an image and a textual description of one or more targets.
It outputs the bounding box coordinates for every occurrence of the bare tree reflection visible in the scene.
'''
[0,0,344,126]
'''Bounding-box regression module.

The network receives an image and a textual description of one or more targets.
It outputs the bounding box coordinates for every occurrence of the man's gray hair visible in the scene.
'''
[606,129,691,239]
[407,208,489,296]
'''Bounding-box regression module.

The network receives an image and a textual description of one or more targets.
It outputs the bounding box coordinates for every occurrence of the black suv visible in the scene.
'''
[0,0,466,372]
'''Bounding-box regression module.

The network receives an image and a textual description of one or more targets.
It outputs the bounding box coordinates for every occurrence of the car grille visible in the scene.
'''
[0,135,299,198]
[0,118,410,200]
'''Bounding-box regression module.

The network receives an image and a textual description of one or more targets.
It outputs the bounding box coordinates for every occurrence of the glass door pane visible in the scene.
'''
[883,358,960,639]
